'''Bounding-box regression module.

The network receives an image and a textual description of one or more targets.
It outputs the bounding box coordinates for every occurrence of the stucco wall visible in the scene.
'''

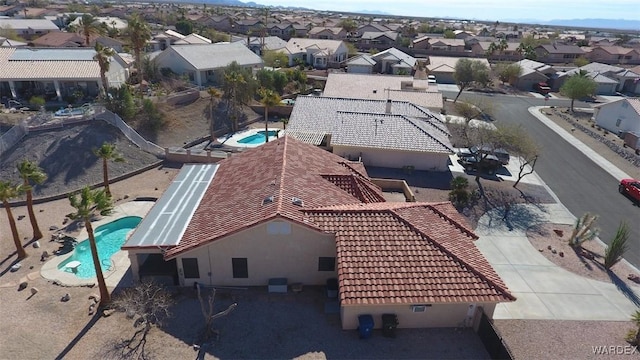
[341,302,498,329]
[333,145,450,171]
[595,101,640,134]
[175,219,337,287]
[347,64,373,74]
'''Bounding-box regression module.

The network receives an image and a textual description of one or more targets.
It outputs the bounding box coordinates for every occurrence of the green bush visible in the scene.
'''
[448,176,471,208]
[29,96,45,108]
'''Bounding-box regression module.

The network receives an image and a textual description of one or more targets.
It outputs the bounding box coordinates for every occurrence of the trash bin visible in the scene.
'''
[382,314,399,338]
[358,314,374,339]
[326,278,338,298]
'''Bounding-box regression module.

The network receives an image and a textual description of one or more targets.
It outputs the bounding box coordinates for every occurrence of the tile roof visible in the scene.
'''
[346,54,376,66]
[330,112,453,154]
[0,47,101,80]
[165,136,385,259]
[372,47,416,67]
[0,18,59,30]
[539,44,585,54]
[628,98,640,116]
[160,42,263,70]
[282,130,326,145]
[303,202,514,305]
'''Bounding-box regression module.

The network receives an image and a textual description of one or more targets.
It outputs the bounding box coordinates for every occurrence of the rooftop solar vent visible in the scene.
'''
[262,196,274,205]
[291,197,304,207]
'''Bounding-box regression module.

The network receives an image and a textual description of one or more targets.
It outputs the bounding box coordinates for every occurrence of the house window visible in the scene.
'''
[182,258,200,278]
[318,257,336,271]
[267,222,291,235]
[232,258,248,278]
[616,118,622,127]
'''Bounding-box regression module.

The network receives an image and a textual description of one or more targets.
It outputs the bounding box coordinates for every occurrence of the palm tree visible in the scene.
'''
[67,186,114,306]
[0,181,26,259]
[223,71,246,132]
[93,42,116,96]
[17,160,47,240]
[258,88,281,143]
[207,87,222,143]
[78,14,102,47]
[127,13,152,86]
[93,142,124,197]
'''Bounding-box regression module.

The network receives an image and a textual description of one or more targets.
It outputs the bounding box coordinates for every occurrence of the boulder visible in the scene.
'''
[61,293,70,302]
[30,287,38,295]
[33,241,40,249]
[88,294,100,304]
[18,282,28,291]
[10,263,22,272]
[88,303,96,316]
[41,251,49,262]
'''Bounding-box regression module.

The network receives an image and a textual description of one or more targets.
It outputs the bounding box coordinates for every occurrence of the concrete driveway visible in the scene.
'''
[475,203,640,321]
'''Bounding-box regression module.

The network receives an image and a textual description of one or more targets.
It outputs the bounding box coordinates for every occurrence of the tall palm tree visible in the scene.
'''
[79,14,102,47]
[17,160,47,240]
[93,42,115,96]
[258,88,280,143]
[0,181,26,259]
[67,186,114,306]
[127,13,152,86]
[207,87,222,143]
[223,71,246,132]
[93,142,124,197]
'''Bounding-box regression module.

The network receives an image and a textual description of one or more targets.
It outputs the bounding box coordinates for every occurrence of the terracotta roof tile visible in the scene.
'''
[165,136,384,258]
[303,203,514,305]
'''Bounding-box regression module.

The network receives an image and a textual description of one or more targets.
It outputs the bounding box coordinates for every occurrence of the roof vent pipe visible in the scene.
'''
[385,99,392,114]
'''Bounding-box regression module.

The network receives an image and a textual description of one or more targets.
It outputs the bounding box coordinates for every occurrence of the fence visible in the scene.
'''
[95,108,165,158]
[0,120,28,157]
[476,310,514,360]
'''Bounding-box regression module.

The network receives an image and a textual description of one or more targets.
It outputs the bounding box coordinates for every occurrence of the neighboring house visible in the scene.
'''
[593,98,640,135]
[0,5,21,16]
[0,47,129,101]
[308,27,347,40]
[122,138,513,330]
[15,7,48,19]
[534,43,585,63]
[234,18,263,34]
[0,19,59,39]
[355,23,391,37]
[411,35,431,50]
[428,38,466,53]
[357,31,398,50]
[513,59,557,91]
[237,36,287,56]
[200,15,233,33]
[453,30,474,39]
[68,16,128,31]
[31,32,125,52]
[470,41,521,60]
[425,56,490,84]
[371,47,416,75]
[345,54,376,74]
[281,38,348,68]
[287,96,452,170]
[555,62,640,95]
[173,33,212,45]
[323,73,443,110]
[587,46,640,65]
[153,42,263,87]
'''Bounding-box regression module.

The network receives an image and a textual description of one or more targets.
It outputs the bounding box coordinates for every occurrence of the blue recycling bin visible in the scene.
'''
[357,314,374,339]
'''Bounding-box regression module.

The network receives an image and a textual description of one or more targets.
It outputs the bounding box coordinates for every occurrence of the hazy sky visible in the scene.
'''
[258,0,639,21]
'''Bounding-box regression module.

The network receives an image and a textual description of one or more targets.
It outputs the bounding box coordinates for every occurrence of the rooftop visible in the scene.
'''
[0,47,101,80]
[160,42,263,70]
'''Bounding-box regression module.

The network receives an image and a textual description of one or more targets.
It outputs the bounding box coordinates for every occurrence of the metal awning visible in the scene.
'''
[122,164,218,249]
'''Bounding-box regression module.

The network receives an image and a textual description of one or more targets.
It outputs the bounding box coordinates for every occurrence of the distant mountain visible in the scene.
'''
[544,18,640,31]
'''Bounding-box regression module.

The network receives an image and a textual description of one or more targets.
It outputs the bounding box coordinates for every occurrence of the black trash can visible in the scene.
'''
[326,278,338,298]
[382,314,399,338]
[358,314,374,339]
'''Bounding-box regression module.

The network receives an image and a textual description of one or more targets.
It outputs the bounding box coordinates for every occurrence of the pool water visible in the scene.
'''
[58,216,142,279]
[237,130,279,145]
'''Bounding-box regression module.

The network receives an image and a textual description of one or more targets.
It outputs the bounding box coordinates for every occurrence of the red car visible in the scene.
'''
[619,178,640,204]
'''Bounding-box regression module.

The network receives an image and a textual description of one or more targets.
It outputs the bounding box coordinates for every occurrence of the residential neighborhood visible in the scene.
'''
[0,0,640,359]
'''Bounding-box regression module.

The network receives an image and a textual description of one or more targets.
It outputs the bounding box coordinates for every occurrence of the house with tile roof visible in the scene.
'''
[512,59,557,91]
[308,26,347,40]
[0,47,129,102]
[323,73,442,110]
[236,36,287,56]
[593,98,640,136]
[281,38,348,69]
[554,62,640,95]
[587,46,640,65]
[534,43,585,64]
[286,96,452,170]
[152,42,263,87]
[425,56,490,84]
[122,137,513,330]
[30,32,125,52]
[370,47,415,75]
[345,54,376,74]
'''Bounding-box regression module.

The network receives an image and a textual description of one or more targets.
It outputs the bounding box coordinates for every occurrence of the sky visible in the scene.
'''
[257,0,640,22]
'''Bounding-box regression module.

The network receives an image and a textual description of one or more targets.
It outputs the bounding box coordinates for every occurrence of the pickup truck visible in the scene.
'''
[533,82,551,95]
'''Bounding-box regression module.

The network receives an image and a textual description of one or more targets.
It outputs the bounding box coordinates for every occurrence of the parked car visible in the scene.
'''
[457,153,503,174]
[533,82,551,95]
[619,178,640,204]
[457,146,510,165]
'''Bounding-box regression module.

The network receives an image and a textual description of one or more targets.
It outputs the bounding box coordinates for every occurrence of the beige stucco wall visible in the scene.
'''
[175,219,337,287]
[595,100,640,134]
[333,145,450,171]
[341,302,497,330]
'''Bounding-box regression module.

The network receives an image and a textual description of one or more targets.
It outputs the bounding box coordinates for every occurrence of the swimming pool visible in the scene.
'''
[237,130,279,145]
[218,128,280,148]
[58,216,142,279]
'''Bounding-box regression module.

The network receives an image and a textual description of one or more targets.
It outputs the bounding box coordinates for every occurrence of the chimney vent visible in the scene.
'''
[385,99,392,114]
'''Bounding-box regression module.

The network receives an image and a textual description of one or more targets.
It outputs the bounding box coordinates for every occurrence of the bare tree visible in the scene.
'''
[107,281,174,360]
[196,284,237,343]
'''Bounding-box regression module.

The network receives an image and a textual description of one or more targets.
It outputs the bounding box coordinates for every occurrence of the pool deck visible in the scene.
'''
[40,201,155,288]
[217,127,281,148]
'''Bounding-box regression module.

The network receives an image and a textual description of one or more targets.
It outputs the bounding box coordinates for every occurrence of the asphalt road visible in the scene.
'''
[442,90,640,268]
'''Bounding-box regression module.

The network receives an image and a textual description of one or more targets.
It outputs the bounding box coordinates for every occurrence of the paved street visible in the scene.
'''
[442,90,640,268]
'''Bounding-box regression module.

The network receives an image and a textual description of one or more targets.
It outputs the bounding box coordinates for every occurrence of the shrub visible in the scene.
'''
[604,221,629,269]
[569,213,599,248]
[29,96,45,108]
[448,176,471,208]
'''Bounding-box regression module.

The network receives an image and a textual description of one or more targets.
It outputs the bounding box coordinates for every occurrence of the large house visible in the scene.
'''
[512,59,557,91]
[534,43,585,63]
[0,19,59,40]
[588,46,640,65]
[152,42,263,87]
[281,38,348,68]
[31,32,125,52]
[286,96,453,170]
[425,56,490,84]
[123,137,514,330]
[0,47,129,101]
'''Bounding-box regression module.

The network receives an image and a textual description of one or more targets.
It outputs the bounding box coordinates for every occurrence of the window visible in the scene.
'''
[411,304,432,312]
[182,258,200,279]
[318,257,336,271]
[267,221,291,235]
[232,258,248,278]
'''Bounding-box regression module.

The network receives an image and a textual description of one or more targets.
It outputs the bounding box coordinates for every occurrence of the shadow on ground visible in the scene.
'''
[159,287,490,359]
